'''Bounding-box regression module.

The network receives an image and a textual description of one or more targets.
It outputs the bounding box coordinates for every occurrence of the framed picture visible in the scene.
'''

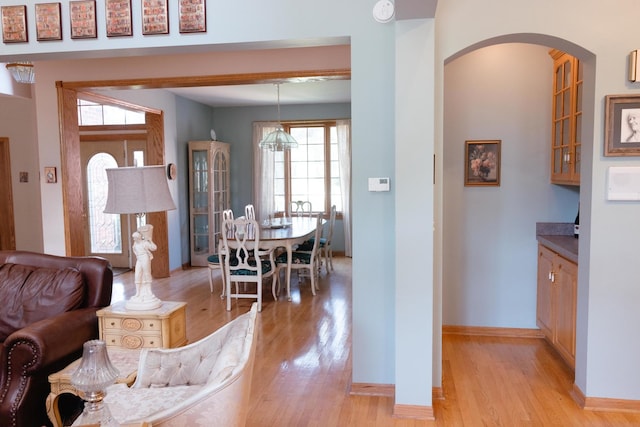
[604,94,640,157]
[35,3,62,41]
[178,0,206,33]
[464,140,501,187]
[70,0,97,39]
[1,5,28,43]
[44,167,57,184]
[105,0,132,37]
[142,0,169,35]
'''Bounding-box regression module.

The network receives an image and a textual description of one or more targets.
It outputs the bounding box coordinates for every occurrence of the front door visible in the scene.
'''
[80,139,146,268]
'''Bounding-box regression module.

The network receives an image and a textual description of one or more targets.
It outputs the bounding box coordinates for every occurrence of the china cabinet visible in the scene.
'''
[188,141,230,266]
[536,244,577,369]
[549,50,582,185]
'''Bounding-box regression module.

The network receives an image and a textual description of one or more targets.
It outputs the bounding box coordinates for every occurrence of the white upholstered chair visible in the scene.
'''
[222,217,277,312]
[102,303,259,427]
[207,209,234,297]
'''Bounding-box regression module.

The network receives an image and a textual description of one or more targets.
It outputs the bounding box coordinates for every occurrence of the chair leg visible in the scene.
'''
[219,267,226,299]
[208,267,214,293]
[309,267,317,296]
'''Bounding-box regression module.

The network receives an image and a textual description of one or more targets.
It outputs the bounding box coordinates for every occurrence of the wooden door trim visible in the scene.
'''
[0,138,16,250]
[57,68,350,277]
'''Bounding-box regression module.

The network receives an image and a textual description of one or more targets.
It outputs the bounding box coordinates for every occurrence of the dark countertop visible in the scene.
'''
[536,222,579,264]
[536,235,579,263]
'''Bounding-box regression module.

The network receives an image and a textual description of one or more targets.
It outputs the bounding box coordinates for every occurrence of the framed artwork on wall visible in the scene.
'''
[35,3,62,41]
[70,0,97,39]
[105,0,132,37]
[178,0,206,33]
[142,0,169,35]
[464,140,501,187]
[604,94,640,156]
[1,5,28,43]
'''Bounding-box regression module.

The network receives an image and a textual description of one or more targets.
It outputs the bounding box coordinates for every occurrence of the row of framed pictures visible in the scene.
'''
[1,0,205,43]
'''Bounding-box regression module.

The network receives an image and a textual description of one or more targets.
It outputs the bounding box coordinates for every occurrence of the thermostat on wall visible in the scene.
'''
[368,177,390,192]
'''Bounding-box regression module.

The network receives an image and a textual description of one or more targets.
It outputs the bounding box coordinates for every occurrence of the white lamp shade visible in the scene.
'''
[104,165,176,214]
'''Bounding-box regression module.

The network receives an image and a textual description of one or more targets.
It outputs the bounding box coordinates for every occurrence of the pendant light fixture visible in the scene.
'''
[259,83,298,151]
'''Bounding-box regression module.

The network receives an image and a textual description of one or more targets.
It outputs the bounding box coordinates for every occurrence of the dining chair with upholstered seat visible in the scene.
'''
[297,205,336,273]
[222,217,277,312]
[274,214,323,296]
[207,209,234,297]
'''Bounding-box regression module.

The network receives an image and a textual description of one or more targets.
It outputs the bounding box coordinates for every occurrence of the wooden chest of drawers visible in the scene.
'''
[97,300,187,349]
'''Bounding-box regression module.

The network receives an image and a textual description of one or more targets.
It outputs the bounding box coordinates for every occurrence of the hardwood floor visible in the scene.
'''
[112,257,640,426]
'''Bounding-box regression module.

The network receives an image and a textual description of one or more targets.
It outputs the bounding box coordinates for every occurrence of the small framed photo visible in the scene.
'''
[604,94,640,157]
[179,0,206,33]
[19,172,28,183]
[1,5,28,43]
[464,140,501,187]
[70,0,97,39]
[142,0,169,35]
[106,0,132,37]
[35,3,62,41]
[45,167,57,184]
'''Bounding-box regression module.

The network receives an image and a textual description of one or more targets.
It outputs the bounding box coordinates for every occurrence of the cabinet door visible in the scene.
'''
[554,256,577,368]
[550,51,581,185]
[189,144,210,266]
[536,245,555,339]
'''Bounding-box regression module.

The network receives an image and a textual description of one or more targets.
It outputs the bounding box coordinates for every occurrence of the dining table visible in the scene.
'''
[222,215,325,301]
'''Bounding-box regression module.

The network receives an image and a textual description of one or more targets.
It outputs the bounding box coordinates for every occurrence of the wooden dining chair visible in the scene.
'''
[207,209,234,297]
[222,217,277,312]
[274,214,323,296]
[290,200,312,217]
[245,204,256,220]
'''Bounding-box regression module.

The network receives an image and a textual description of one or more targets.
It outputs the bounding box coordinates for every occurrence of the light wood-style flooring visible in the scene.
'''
[112,257,640,426]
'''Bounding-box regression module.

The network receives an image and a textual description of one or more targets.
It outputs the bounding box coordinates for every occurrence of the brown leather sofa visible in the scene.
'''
[0,250,113,427]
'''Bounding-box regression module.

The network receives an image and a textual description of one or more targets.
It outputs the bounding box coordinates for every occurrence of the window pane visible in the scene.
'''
[269,122,344,215]
[87,153,121,253]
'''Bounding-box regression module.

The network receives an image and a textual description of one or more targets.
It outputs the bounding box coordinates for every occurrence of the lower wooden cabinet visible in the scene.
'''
[536,244,577,369]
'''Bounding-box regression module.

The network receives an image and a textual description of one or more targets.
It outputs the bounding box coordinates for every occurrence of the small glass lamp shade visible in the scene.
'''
[71,340,120,426]
[259,125,299,151]
[5,62,35,84]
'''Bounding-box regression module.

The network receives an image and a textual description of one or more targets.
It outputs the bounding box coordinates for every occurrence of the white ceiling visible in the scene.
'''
[166,80,351,108]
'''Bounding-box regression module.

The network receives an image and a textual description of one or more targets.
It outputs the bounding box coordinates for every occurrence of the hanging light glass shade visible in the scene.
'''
[259,84,298,151]
[5,62,35,84]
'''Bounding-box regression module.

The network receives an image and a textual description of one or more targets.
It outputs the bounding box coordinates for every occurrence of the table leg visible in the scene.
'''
[46,392,63,427]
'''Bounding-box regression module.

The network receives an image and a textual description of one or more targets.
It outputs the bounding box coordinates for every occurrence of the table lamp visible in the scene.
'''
[104,165,176,310]
[71,340,120,426]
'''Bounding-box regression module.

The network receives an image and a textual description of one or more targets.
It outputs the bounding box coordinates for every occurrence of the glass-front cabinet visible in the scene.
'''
[188,141,230,266]
[549,49,582,186]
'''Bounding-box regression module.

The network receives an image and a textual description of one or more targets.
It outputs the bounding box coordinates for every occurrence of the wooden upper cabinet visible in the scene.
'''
[550,50,582,186]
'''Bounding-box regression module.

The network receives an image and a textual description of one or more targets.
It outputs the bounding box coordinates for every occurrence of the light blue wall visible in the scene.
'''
[436,0,640,402]
[443,43,579,328]
[5,0,412,407]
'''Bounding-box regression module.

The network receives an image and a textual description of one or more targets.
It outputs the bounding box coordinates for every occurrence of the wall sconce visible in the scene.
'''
[5,62,35,84]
